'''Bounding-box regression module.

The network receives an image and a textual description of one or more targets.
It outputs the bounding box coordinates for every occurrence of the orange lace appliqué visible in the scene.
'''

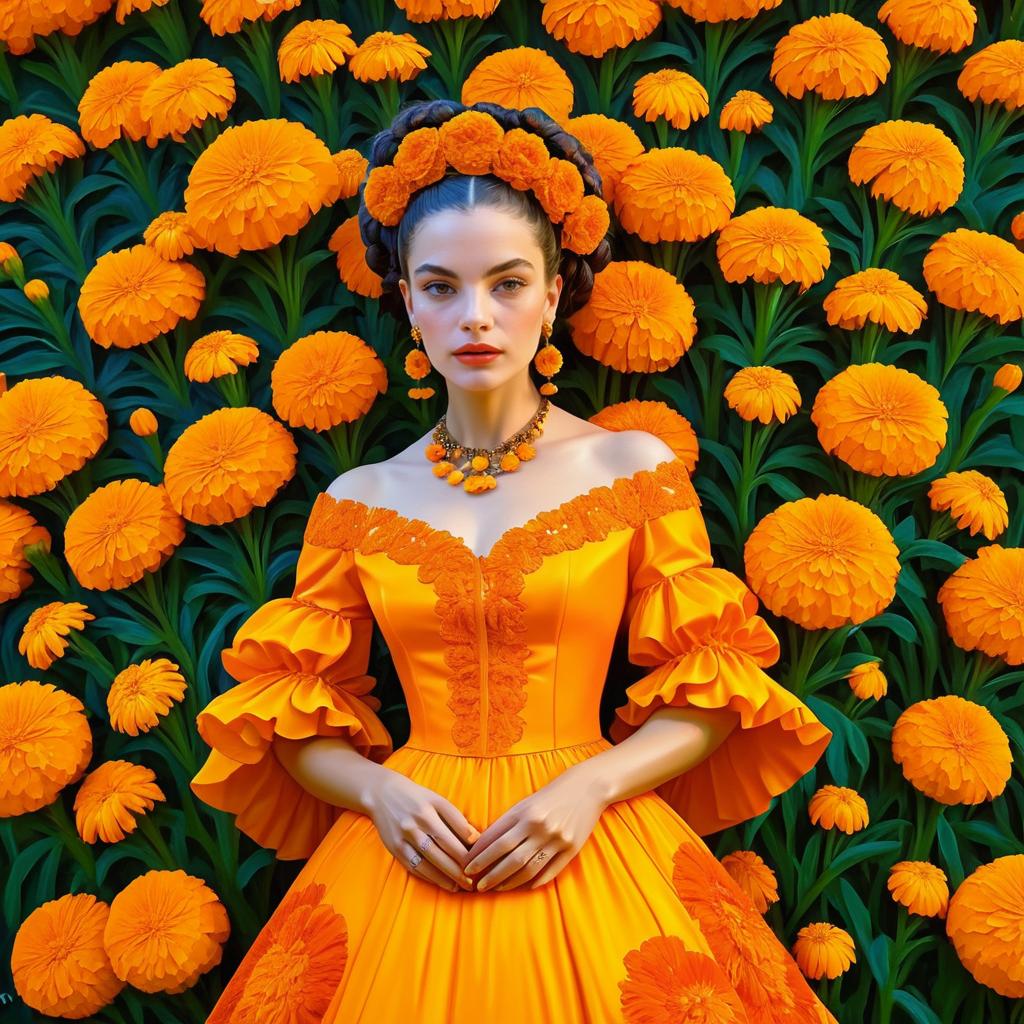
[304,458,699,757]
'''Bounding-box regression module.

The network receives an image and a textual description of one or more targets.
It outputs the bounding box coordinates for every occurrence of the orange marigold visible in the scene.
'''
[994,363,1022,392]
[792,923,856,980]
[324,148,369,205]
[138,58,235,145]
[74,760,166,843]
[562,193,610,255]
[129,407,157,436]
[107,657,188,735]
[541,0,662,60]
[848,120,964,216]
[929,470,1008,540]
[589,399,700,475]
[277,19,357,83]
[438,109,505,175]
[663,0,782,21]
[717,206,830,291]
[328,215,383,298]
[391,126,448,191]
[744,493,900,629]
[348,31,431,82]
[1012,210,1024,245]
[184,330,259,383]
[720,850,780,913]
[0,113,85,203]
[184,119,338,257]
[18,601,95,670]
[115,0,170,22]
[771,13,890,100]
[11,894,124,1018]
[492,127,552,191]
[823,268,927,333]
[396,0,499,21]
[632,69,709,130]
[848,660,888,700]
[724,365,801,424]
[535,157,586,224]
[202,881,352,1020]
[569,260,697,373]
[811,363,948,476]
[78,60,161,149]
[719,90,774,132]
[946,855,1024,997]
[0,681,92,816]
[77,243,204,349]
[620,935,746,1022]
[23,278,48,302]
[938,545,1024,665]
[565,114,644,204]
[64,479,185,590]
[892,695,1012,803]
[614,148,734,243]
[923,228,1024,324]
[362,163,413,227]
[670,842,823,1017]
[462,47,574,124]
[808,785,870,834]
[143,210,198,261]
[163,407,297,525]
[877,0,976,54]
[888,861,950,918]
[957,40,1024,111]
[198,0,299,36]
[271,330,388,431]
[0,375,108,497]
[104,869,229,993]
[0,500,51,605]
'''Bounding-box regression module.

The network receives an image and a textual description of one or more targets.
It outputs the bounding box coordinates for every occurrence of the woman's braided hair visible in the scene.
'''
[357,99,613,323]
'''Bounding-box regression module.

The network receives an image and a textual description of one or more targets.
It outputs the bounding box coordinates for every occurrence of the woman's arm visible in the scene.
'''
[275,735,391,816]
[566,704,742,806]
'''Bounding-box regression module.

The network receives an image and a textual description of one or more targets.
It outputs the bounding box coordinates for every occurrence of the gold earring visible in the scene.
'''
[406,323,434,401]
[533,320,561,396]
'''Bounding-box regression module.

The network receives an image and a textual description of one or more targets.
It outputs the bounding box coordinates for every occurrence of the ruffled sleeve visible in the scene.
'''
[190,530,393,860]
[609,502,832,837]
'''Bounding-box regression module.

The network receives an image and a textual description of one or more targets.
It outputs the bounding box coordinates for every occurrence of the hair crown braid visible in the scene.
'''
[357,99,612,323]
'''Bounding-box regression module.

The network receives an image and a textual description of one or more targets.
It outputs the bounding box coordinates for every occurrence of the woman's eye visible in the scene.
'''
[501,278,526,292]
[425,282,452,295]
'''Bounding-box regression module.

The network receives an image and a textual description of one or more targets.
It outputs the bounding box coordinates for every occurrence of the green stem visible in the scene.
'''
[45,800,97,888]
[910,793,943,860]
[964,653,1000,698]
[785,625,831,696]
[798,94,837,208]
[240,19,280,117]
[24,170,88,281]
[727,131,745,183]
[945,386,1003,470]
[215,370,249,407]
[597,49,618,113]
[312,73,339,150]
[136,813,178,869]
[108,138,161,214]
[871,199,911,266]
[35,32,91,102]
[147,0,192,63]
[941,308,988,383]
[751,281,784,363]
[857,321,884,364]
[235,513,267,600]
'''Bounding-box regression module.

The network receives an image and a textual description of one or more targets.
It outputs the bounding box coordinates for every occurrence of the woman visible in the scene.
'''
[190,99,836,1022]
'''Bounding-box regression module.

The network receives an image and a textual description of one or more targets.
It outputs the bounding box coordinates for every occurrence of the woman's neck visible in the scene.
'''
[442,376,547,450]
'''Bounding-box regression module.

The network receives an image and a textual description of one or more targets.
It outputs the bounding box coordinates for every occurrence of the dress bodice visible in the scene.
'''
[190,456,832,861]
[302,457,701,758]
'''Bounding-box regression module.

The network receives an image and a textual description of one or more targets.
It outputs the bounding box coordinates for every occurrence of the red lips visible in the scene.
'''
[454,344,502,354]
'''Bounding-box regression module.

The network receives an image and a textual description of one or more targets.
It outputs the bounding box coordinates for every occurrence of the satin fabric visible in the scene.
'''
[190,459,836,1022]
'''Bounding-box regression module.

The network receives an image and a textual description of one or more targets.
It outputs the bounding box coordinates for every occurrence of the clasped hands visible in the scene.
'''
[378,764,608,895]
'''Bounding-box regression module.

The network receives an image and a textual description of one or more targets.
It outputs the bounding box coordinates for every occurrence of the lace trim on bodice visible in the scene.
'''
[304,458,699,756]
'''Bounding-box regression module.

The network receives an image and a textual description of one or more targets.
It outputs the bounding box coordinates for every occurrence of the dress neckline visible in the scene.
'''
[312,456,688,564]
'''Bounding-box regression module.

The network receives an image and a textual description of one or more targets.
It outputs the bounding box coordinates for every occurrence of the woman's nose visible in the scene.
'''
[459,287,495,331]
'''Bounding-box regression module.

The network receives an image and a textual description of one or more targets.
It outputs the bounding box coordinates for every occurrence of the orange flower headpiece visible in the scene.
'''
[361,109,610,257]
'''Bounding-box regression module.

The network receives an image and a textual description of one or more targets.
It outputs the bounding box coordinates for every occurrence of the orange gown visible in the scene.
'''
[190,456,837,1023]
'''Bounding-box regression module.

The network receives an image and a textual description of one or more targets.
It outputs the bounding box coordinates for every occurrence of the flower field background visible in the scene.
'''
[2,0,1024,1020]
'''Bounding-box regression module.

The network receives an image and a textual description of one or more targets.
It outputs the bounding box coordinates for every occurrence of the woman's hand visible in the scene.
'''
[463,767,608,892]
[367,773,481,893]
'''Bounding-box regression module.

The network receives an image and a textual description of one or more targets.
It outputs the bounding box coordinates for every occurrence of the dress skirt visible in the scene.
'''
[203,739,836,1024]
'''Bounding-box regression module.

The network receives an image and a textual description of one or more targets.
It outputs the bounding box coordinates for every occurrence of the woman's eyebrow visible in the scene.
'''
[414,258,534,277]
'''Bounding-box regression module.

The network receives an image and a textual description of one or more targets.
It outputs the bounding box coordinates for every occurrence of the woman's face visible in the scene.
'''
[397,205,562,391]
